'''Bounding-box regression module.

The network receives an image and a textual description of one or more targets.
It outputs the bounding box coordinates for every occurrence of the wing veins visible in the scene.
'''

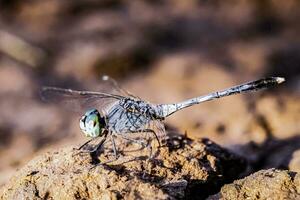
[41,86,124,100]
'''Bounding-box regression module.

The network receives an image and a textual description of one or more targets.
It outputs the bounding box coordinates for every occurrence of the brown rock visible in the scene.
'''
[289,150,300,173]
[255,95,300,140]
[0,137,246,200]
[209,168,300,200]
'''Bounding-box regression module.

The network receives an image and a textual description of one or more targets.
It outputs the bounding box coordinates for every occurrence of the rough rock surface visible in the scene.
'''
[0,137,246,200]
[289,150,300,173]
[209,168,300,200]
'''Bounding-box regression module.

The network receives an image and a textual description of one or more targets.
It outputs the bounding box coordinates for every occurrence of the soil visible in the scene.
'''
[0,137,246,200]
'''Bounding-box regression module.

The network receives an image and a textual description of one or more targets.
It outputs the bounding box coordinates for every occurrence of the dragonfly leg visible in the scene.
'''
[142,129,161,147]
[74,138,101,157]
[126,129,160,159]
[110,133,118,159]
[77,137,97,150]
[118,134,147,148]
[119,134,153,157]
[78,130,109,154]
[89,135,107,154]
[147,139,153,159]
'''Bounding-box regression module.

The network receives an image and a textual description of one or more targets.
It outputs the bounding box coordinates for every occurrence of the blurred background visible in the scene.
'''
[0,0,299,187]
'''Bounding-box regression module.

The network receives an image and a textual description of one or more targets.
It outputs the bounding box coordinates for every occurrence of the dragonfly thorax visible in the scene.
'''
[119,98,160,118]
[104,98,163,134]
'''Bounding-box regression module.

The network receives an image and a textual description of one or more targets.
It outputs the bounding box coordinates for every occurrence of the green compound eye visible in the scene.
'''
[79,109,106,138]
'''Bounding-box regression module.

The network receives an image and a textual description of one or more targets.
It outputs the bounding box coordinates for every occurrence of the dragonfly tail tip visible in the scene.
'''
[102,75,109,81]
[275,77,285,84]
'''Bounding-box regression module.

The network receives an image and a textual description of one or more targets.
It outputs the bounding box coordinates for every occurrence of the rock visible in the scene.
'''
[209,168,300,200]
[0,137,246,199]
[289,150,300,173]
[228,95,300,171]
[255,95,300,140]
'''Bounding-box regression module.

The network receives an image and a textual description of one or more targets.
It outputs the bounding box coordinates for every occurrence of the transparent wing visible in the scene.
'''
[150,119,167,146]
[97,75,140,99]
[40,87,124,113]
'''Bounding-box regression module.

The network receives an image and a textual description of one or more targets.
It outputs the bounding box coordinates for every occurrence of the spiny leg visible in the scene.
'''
[88,131,118,168]
[78,130,108,153]
[89,134,108,154]
[128,128,162,159]
[142,128,161,147]
[78,137,98,151]
[118,134,147,150]
[90,129,157,167]
[75,137,102,157]
[94,132,123,166]
[146,131,153,159]
[110,133,118,159]
[124,132,152,159]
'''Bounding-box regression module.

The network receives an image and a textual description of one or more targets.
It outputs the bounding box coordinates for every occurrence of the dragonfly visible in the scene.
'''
[41,76,284,160]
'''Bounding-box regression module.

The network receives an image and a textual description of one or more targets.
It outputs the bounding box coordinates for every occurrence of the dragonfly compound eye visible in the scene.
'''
[79,108,103,138]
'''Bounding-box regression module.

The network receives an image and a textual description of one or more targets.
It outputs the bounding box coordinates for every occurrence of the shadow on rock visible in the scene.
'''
[234,134,300,175]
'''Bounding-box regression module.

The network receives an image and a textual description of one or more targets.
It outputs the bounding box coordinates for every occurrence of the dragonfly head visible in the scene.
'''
[79,109,106,138]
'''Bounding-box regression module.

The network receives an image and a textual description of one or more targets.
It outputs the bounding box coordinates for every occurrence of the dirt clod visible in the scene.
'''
[0,138,246,199]
[209,168,300,200]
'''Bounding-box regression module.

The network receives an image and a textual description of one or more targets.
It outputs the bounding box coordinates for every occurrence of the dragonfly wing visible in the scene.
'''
[151,120,167,146]
[97,75,140,99]
[40,87,124,113]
